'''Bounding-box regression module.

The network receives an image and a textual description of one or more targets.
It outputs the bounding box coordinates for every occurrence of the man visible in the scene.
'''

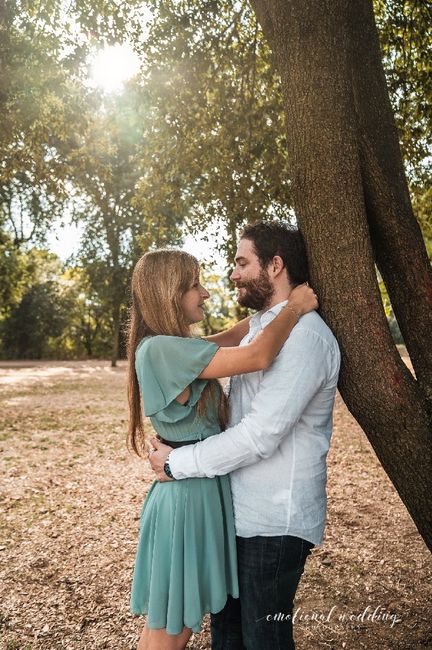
[150,221,341,649]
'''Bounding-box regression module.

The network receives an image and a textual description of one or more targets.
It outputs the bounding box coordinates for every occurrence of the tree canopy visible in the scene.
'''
[0,0,430,362]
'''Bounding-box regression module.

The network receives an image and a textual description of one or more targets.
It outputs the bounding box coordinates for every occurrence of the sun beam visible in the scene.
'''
[89,43,141,92]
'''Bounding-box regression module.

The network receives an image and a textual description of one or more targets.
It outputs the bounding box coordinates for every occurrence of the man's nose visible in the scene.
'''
[230,268,240,282]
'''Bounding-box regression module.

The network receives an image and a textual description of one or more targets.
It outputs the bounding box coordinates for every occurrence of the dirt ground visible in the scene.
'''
[0,359,431,650]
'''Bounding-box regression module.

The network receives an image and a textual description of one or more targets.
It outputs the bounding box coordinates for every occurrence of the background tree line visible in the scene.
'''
[0,0,430,363]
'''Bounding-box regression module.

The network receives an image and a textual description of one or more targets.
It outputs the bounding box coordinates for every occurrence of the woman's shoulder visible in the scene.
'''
[137,334,214,349]
[136,334,214,359]
[136,334,185,354]
[136,334,169,352]
[135,336,219,378]
[134,335,218,417]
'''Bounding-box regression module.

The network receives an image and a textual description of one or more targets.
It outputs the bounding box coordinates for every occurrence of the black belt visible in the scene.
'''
[158,436,201,448]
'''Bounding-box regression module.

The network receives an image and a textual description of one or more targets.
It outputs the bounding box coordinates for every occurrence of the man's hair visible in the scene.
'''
[240,221,309,286]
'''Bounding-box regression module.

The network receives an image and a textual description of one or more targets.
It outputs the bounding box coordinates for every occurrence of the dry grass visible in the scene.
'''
[0,360,431,650]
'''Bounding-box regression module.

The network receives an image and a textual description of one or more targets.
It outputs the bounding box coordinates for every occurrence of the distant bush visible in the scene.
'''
[388,314,404,345]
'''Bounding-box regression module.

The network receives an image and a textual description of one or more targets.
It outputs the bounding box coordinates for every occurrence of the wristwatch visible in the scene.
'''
[163,458,175,480]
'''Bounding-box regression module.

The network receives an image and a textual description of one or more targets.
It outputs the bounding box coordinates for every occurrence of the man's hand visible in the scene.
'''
[148,437,174,482]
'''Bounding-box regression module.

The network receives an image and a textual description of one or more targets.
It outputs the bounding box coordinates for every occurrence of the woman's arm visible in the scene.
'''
[203,316,252,348]
[199,284,318,379]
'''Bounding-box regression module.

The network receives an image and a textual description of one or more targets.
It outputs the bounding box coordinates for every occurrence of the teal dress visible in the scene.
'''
[130,335,239,634]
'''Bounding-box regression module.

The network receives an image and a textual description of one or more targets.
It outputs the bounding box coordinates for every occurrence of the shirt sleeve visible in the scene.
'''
[135,335,218,416]
[168,326,338,479]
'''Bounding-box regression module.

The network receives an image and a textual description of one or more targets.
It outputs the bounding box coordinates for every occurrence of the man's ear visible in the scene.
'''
[269,255,285,278]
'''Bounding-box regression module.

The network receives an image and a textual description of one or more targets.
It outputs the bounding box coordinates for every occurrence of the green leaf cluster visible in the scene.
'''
[1,0,429,360]
[134,0,293,263]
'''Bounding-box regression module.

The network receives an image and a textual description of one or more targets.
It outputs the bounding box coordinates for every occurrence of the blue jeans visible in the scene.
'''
[211,535,314,650]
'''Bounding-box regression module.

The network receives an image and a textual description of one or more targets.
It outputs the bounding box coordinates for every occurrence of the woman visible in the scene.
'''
[127,249,318,650]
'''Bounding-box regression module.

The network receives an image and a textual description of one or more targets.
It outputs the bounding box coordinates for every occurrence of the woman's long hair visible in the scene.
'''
[126,249,228,457]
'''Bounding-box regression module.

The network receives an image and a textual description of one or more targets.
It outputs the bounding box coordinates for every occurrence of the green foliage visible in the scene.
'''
[68,88,183,359]
[374,0,431,257]
[135,0,293,263]
[0,2,86,242]
[0,231,27,317]
[411,184,432,259]
[0,0,144,243]
[0,247,71,358]
[2,281,71,358]
[199,268,238,335]
[134,0,430,263]
[0,248,121,359]
[0,0,429,360]
[62,267,114,358]
[374,0,431,184]
[379,275,404,345]
[0,241,61,315]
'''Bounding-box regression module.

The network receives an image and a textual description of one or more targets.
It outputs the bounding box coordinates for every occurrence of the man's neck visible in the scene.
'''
[265,286,293,310]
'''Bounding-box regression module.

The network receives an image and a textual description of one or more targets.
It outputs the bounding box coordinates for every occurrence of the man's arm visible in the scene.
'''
[151,326,337,480]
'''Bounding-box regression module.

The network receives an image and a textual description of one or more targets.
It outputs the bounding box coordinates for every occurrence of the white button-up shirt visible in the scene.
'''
[169,301,341,546]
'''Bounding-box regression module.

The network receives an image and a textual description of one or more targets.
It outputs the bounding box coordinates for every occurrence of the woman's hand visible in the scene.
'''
[288,283,319,317]
[199,282,319,379]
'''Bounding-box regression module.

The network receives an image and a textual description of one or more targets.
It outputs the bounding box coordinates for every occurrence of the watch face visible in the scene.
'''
[163,461,173,479]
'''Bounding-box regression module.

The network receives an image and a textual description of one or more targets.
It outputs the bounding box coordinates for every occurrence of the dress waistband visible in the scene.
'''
[157,436,201,449]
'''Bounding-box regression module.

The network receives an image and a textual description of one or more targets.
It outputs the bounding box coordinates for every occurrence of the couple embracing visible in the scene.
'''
[127,221,341,650]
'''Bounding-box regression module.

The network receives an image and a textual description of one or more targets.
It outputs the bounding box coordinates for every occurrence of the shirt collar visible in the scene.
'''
[250,299,289,330]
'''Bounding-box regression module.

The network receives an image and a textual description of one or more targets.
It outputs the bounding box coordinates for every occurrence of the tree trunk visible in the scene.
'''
[349,0,432,407]
[249,0,432,550]
[111,303,120,368]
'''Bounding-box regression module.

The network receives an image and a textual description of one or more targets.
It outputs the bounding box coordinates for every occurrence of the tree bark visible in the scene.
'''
[249,0,432,550]
[350,0,432,408]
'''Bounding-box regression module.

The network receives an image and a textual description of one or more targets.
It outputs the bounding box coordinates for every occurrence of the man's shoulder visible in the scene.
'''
[297,311,335,334]
[288,311,339,351]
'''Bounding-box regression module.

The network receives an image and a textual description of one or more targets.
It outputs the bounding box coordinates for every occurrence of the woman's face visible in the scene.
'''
[181,278,210,324]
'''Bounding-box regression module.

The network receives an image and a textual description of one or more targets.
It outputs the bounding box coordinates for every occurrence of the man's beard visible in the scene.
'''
[236,269,275,311]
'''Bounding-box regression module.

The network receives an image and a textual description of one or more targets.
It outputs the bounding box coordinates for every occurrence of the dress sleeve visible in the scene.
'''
[135,335,219,417]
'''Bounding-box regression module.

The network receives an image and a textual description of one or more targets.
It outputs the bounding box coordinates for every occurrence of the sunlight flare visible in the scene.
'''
[89,43,140,92]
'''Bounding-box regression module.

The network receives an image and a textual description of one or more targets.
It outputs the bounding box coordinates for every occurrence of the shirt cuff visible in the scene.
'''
[168,445,204,479]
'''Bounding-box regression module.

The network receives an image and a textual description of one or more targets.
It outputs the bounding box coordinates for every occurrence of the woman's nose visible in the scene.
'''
[201,287,210,299]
